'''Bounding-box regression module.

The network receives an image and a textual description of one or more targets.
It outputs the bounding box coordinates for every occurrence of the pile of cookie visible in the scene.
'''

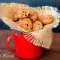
[12,7,54,32]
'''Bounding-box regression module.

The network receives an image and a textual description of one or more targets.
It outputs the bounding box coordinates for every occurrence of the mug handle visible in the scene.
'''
[6,35,16,53]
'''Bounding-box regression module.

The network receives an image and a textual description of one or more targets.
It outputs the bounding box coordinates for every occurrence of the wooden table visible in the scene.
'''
[0,30,60,60]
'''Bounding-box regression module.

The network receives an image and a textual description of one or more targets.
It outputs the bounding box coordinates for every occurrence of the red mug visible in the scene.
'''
[6,31,43,59]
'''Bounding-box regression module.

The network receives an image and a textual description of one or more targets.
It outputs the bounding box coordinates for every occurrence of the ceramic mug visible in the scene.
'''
[6,31,43,59]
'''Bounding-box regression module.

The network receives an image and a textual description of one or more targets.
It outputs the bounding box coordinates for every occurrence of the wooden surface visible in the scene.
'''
[0,30,60,60]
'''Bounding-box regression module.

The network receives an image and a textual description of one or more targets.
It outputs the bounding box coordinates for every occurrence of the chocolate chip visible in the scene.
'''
[27,24,28,26]
[13,18,19,22]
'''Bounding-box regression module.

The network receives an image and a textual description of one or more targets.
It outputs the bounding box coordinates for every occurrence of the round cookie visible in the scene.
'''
[17,18,33,31]
[12,10,23,22]
[13,14,19,22]
[29,11,38,22]
[39,15,54,24]
[33,20,43,31]
[16,9,26,18]
[13,9,30,22]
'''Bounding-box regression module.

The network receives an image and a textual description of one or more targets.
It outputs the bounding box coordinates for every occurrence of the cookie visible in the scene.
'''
[33,20,43,31]
[13,14,19,22]
[39,15,54,24]
[13,9,30,21]
[17,18,33,31]
[29,11,38,22]
[17,9,26,18]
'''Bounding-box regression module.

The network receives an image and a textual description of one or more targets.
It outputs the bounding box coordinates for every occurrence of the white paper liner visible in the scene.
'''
[30,24,53,49]
[37,6,60,28]
[0,3,60,49]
